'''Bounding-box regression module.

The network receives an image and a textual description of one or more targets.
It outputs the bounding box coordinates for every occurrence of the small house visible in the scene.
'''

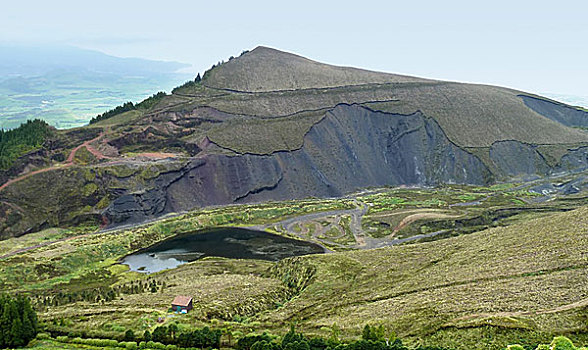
[171,295,193,312]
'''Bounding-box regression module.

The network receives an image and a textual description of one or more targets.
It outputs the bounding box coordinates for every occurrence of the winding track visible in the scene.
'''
[249,200,369,249]
[0,129,109,192]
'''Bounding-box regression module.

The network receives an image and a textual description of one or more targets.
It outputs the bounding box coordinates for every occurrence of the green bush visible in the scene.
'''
[55,336,69,343]
[550,336,576,350]
[506,345,525,350]
[35,333,51,340]
[510,336,585,350]
[123,342,138,350]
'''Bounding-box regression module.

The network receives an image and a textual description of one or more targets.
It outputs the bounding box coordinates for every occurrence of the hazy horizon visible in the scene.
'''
[2,0,588,103]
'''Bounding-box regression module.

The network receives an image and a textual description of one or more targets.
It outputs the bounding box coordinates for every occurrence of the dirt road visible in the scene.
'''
[1,129,109,193]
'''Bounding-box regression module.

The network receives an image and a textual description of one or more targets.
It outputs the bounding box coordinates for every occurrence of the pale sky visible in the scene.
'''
[2,0,588,97]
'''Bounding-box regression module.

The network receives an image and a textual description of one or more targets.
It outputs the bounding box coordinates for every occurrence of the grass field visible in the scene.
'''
[0,180,586,349]
[257,206,588,349]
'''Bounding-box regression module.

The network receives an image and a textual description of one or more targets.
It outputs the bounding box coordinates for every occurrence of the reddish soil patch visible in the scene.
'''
[0,164,72,192]
[133,152,177,159]
[1,128,113,192]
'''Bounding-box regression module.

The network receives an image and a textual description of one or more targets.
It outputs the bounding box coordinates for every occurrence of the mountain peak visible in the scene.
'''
[203,46,433,92]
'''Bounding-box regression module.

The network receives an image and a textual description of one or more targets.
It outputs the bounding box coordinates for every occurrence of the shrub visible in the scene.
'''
[237,333,274,350]
[506,346,525,350]
[550,337,576,350]
[35,333,51,340]
[125,329,136,342]
[123,342,138,350]
[56,336,69,343]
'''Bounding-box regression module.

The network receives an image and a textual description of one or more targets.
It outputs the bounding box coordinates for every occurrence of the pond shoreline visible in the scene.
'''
[120,227,325,273]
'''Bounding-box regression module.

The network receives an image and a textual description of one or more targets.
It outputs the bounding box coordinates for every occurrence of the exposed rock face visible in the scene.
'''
[555,146,588,173]
[2,104,588,238]
[101,105,588,227]
[104,105,492,225]
[521,95,588,128]
[489,141,551,178]
[2,47,588,238]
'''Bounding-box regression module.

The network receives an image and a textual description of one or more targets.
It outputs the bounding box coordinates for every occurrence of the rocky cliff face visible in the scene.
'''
[521,95,588,128]
[102,105,588,227]
[2,47,588,238]
[103,105,488,225]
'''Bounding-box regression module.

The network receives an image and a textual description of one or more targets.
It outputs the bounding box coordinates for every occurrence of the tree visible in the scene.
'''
[0,294,38,349]
[0,119,52,170]
[168,323,178,340]
[89,101,135,124]
[124,329,135,342]
[143,330,152,342]
[282,325,305,348]
[195,73,201,83]
[152,326,168,343]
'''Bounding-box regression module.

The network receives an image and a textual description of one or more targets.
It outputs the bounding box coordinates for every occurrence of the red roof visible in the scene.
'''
[171,295,192,307]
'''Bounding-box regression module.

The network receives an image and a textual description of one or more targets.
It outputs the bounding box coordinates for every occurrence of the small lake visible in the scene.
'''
[121,227,324,273]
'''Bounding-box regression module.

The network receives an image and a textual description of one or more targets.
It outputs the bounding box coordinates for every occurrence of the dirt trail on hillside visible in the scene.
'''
[66,130,109,162]
[1,129,111,193]
[0,164,73,192]
[390,212,461,237]
[250,200,369,248]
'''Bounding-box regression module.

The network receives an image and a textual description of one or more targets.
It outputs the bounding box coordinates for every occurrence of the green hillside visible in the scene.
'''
[1,46,587,239]
[0,189,585,350]
[263,206,588,349]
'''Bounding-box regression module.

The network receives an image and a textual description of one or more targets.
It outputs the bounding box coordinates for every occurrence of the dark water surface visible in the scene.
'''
[122,227,324,273]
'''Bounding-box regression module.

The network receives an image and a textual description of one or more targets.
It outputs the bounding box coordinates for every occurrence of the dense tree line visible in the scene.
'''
[89,101,135,124]
[236,325,449,350]
[0,119,52,170]
[142,325,220,348]
[39,320,588,350]
[171,74,201,94]
[88,90,171,124]
[0,294,38,348]
[135,92,167,110]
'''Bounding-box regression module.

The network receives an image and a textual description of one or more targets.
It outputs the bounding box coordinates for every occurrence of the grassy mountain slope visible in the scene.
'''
[1,191,585,350]
[196,46,588,147]
[203,46,433,92]
[1,46,588,238]
[263,206,588,349]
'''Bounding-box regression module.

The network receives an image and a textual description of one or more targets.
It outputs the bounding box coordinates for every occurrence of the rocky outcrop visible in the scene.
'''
[520,95,588,128]
[489,141,551,178]
[103,105,492,225]
[2,103,588,238]
[555,146,588,173]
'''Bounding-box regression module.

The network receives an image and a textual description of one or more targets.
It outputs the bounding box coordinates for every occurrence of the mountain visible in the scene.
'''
[0,45,192,129]
[542,93,588,109]
[0,46,587,238]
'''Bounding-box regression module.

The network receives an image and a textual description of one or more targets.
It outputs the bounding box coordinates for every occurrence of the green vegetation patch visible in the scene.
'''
[207,110,325,154]
[256,207,588,349]
[0,119,53,170]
